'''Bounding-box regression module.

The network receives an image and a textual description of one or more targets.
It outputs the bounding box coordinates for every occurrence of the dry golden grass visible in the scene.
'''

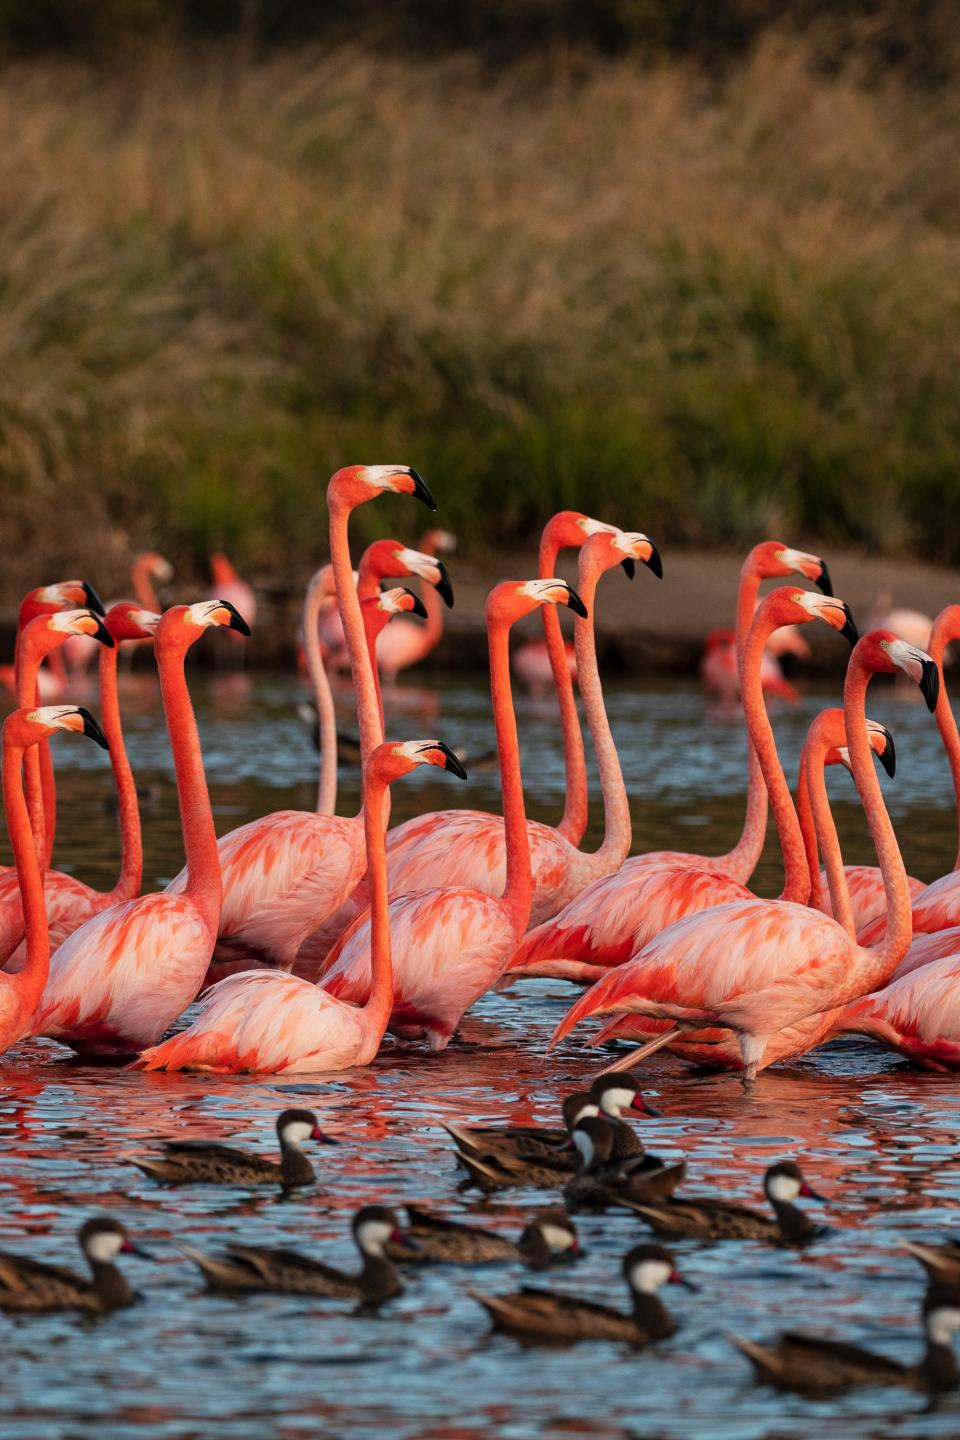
[3,37,960,600]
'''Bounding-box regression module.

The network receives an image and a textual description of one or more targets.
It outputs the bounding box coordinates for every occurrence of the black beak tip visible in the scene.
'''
[644,542,664,580]
[565,585,589,620]
[79,709,110,751]
[409,468,437,512]
[878,729,896,779]
[840,609,859,648]
[620,558,636,581]
[437,741,468,781]
[435,562,455,609]
[816,560,833,597]
[96,621,116,648]
[221,600,252,637]
[320,1133,339,1146]
[921,659,941,714]
[406,590,428,621]
[82,582,107,616]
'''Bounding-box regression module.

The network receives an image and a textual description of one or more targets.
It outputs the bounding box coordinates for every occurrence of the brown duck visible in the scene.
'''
[588,1075,661,1159]
[472,1243,693,1345]
[179,1205,416,1305]
[0,1218,148,1315]
[122,1108,335,1189]
[562,1117,686,1212]
[386,1206,580,1268]
[624,1160,825,1243]
[445,1091,598,1168]
[734,1286,960,1394]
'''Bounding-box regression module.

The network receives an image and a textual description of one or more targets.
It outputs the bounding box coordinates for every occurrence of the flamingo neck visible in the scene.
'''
[739,610,809,902]
[100,642,143,904]
[570,560,630,883]
[15,646,48,867]
[489,615,533,936]
[419,575,444,651]
[2,742,49,1017]
[364,614,387,741]
[329,496,382,766]
[303,581,338,816]
[805,742,856,938]
[156,635,221,935]
[717,562,768,880]
[361,764,393,1037]
[132,558,160,612]
[927,609,960,870]
[845,660,912,979]
[541,529,587,846]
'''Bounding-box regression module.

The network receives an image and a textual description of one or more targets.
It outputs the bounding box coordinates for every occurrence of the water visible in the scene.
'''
[1,670,960,1439]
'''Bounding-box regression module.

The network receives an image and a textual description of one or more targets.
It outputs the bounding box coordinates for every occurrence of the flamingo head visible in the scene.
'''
[141,552,174,584]
[487,578,588,626]
[328,464,435,512]
[750,540,833,594]
[24,608,115,656]
[360,587,426,642]
[5,704,108,752]
[105,602,161,644]
[158,600,251,649]
[20,579,106,627]
[759,588,857,647]
[372,738,468,783]
[625,1244,694,1294]
[544,511,618,552]
[306,564,350,606]
[830,719,896,779]
[854,631,940,712]
[582,529,663,583]
[362,541,454,609]
[420,528,458,556]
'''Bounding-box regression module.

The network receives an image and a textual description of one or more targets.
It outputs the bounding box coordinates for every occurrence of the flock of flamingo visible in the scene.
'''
[3,462,960,1084]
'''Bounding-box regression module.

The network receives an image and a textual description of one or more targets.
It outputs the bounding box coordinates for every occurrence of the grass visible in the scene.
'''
[3,36,960,601]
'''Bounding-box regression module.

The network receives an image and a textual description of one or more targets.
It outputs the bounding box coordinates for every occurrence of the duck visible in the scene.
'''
[0,1217,148,1314]
[623,1160,825,1243]
[445,1090,598,1169]
[588,1074,662,1159]
[904,1240,960,1288]
[733,1286,960,1394]
[472,1242,693,1345]
[563,1117,686,1213]
[121,1108,334,1189]
[178,1205,416,1305]
[386,1206,581,1268]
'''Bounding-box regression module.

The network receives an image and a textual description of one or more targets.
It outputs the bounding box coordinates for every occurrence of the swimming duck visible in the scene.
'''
[624,1160,825,1243]
[905,1240,960,1288]
[0,1218,148,1314]
[472,1242,693,1345]
[563,1117,686,1212]
[734,1286,960,1394]
[386,1206,580,1268]
[588,1075,661,1159]
[122,1108,334,1189]
[179,1205,415,1305]
[445,1091,597,1167]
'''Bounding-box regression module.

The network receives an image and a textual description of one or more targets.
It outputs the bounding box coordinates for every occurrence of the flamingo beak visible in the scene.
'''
[836,603,858,648]
[82,582,107,616]
[403,589,428,620]
[642,540,664,580]
[621,558,635,580]
[418,742,468,780]
[434,561,454,609]
[78,709,109,750]
[815,560,833,596]
[878,728,896,779]
[407,468,436,512]
[564,585,588,619]
[87,615,115,648]
[919,657,940,714]
[216,600,252,636]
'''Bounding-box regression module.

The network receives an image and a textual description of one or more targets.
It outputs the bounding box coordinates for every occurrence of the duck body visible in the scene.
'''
[564,1155,687,1213]
[123,1109,330,1189]
[626,1161,825,1244]
[0,1219,144,1315]
[389,1206,579,1268]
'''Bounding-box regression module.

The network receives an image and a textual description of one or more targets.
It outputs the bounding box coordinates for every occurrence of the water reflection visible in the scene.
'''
[0,675,959,1437]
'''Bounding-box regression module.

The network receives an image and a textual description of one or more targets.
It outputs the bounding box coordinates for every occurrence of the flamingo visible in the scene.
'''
[834,951,960,1070]
[31,599,250,1055]
[321,536,454,668]
[0,706,108,1058]
[700,628,800,704]
[0,604,157,968]
[373,529,457,683]
[293,511,623,977]
[505,544,836,987]
[134,738,468,1074]
[207,553,255,633]
[317,577,589,1049]
[62,552,173,674]
[853,605,960,949]
[302,565,340,817]
[165,466,437,975]
[550,609,939,1084]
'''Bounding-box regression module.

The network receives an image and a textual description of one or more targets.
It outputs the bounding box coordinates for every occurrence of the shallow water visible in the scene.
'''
[1,671,960,1439]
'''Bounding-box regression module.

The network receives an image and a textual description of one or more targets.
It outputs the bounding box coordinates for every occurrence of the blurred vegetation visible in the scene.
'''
[3,21,960,599]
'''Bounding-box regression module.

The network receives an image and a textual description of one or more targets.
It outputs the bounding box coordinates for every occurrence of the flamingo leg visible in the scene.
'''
[594,1025,683,1075]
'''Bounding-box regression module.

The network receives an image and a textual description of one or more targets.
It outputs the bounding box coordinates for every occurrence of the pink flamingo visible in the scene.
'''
[134,738,467,1074]
[166,467,437,975]
[0,705,108,1057]
[835,952,960,1070]
[302,565,340,817]
[505,544,836,986]
[550,611,939,1084]
[700,627,801,704]
[0,604,158,968]
[31,600,250,1055]
[374,529,457,682]
[320,535,453,666]
[319,578,589,1049]
[208,552,255,633]
[62,552,173,673]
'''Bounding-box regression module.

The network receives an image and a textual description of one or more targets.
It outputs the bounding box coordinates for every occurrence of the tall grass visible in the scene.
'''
[3,38,960,600]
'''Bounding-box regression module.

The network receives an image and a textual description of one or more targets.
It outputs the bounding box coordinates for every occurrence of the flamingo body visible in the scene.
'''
[512,638,576,694]
[838,953,960,1070]
[816,865,925,937]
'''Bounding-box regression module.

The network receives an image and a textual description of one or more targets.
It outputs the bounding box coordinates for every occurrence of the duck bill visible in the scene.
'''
[670,1270,698,1291]
[390,1229,421,1252]
[312,1127,339,1145]
[630,1094,662,1117]
[121,1240,152,1258]
[799,1183,826,1202]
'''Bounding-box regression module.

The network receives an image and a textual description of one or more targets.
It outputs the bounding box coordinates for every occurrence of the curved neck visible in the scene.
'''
[805,743,856,937]
[419,578,443,650]
[717,561,768,878]
[489,616,533,934]
[2,742,49,1014]
[361,764,393,1036]
[100,642,143,903]
[844,660,912,975]
[304,583,338,815]
[927,610,960,870]
[739,610,809,901]
[329,496,382,765]
[15,647,48,867]
[541,529,587,845]
[157,637,221,934]
[571,561,630,881]
[132,559,160,612]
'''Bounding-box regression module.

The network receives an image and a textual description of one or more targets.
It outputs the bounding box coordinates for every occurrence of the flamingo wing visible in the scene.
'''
[839,952,960,1069]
